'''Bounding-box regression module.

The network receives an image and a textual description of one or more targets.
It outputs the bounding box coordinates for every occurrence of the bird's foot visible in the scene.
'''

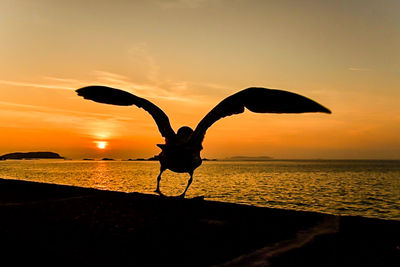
[177,193,186,198]
[154,189,166,197]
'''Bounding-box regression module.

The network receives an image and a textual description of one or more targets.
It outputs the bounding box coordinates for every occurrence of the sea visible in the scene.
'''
[0,159,399,220]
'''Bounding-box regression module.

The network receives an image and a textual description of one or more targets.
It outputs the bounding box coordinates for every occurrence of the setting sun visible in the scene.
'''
[95,141,108,150]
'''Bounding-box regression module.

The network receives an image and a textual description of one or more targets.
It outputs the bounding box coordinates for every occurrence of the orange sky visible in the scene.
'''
[0,0,399,159]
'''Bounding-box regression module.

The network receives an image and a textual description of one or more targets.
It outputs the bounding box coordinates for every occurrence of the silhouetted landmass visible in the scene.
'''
[147,155,159,161]
[0,152,63,160]
[225,155,273,161]
[101,158,114,161]
[125,157,158,161]
[0,178,397,266]
[82,158,94,161]
[123,158,146,161]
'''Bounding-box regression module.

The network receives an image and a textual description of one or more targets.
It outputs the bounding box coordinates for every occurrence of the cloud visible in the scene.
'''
[0,99,144,141]
[128,43,159,82]
[90,70,158,94]
[91,44,232,103]
[348,67,373,72]
[0,100,135,122]
[0,80,73,90]
[0,71,212,105]
[91,70,210,104]
[90,71,127,81]
[155,0,215,9]
[0,38,235,109]
[43,77,82,83]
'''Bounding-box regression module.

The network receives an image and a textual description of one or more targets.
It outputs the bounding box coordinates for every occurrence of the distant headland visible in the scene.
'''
[0,152,64,160]
[101,158,115,161]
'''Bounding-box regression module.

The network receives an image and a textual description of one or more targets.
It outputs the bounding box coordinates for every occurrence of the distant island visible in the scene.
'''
[224,156,273,161]
[126,155,160,161]
[0,152,64,160]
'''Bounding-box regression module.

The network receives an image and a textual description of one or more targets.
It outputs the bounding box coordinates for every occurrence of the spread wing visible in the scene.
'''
[76,86,176,139]
[190,87,331,146]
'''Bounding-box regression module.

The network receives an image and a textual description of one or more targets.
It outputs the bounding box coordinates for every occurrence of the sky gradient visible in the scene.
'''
[1,0,399,159]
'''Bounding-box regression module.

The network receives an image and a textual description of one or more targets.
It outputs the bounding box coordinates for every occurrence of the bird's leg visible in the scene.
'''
[154,168,165,196]
[179,171,193,198]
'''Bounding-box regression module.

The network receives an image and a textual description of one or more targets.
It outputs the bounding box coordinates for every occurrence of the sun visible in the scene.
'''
[95,141,108,149]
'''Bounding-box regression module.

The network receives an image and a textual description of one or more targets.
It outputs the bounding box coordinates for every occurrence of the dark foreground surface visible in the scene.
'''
[0,178,398,266]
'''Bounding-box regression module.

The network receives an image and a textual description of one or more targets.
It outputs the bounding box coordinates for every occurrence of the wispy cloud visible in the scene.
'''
[90,70,211,104]
[0,100,135,122]
[43,77,82,83]
[0,99,143,140]
[348,67,374,72]
[0,80,73,90]
[155,0,216,9]
[128,43,160,82]
[91,70,158,94]
[90,71,127,81]
[0,107,130,141]
[0,72,211,105]
[0,35,234,108]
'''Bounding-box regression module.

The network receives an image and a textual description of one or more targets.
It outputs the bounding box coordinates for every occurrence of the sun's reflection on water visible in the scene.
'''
[89,161,111,190]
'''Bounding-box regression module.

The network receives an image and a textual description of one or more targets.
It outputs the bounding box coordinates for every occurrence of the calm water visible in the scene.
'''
[0,160,399,220]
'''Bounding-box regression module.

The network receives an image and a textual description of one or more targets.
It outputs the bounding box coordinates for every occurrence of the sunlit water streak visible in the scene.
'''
[0,160,399,220]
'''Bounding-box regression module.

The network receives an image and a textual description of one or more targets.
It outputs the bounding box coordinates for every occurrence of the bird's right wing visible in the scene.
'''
[76,86,176,139]
[190,87,331,146]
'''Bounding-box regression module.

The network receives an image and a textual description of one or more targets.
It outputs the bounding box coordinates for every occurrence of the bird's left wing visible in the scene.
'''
[190,87,331,146]
[76,86,176,139]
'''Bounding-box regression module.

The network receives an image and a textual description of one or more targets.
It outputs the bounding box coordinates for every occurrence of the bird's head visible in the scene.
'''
[177,126,193,143]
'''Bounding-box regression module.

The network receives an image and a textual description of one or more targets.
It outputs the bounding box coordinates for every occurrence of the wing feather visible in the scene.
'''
[191,87,331,145]
[76,86,175,139]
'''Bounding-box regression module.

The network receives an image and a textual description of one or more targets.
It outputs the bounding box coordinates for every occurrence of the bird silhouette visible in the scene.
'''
[76,86,331,198]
